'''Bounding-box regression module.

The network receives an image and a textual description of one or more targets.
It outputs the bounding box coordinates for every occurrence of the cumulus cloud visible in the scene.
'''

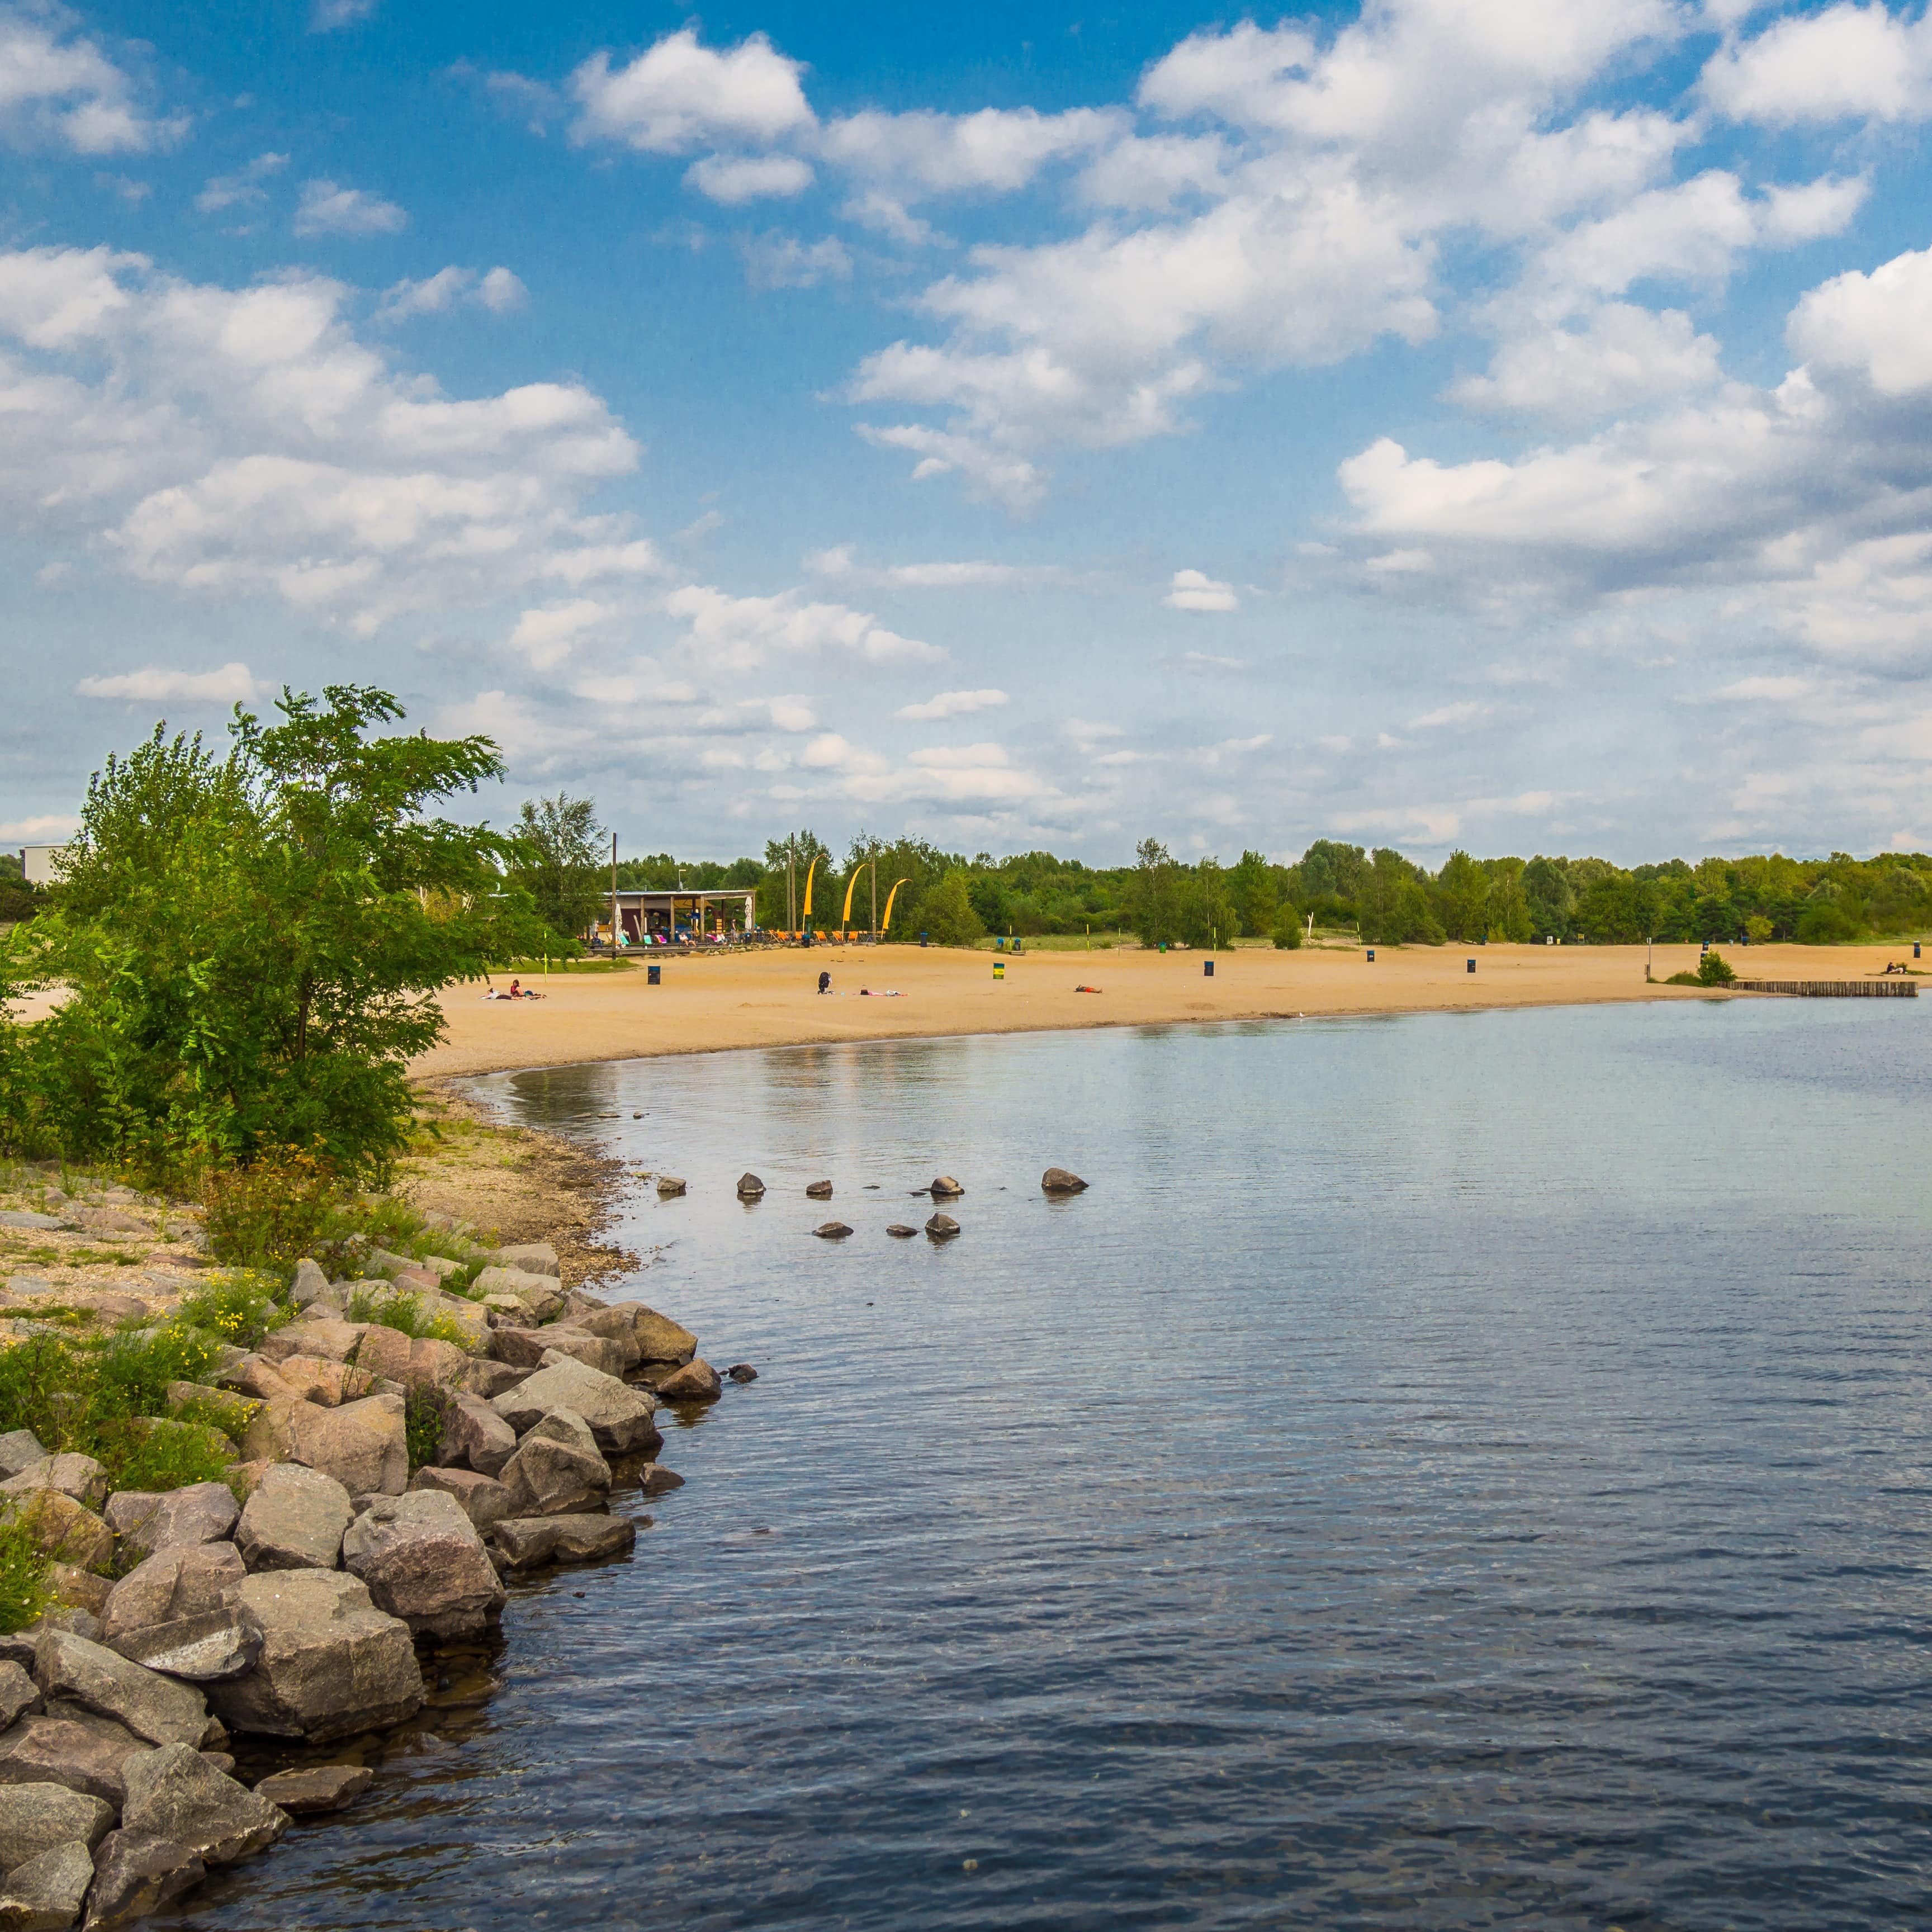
[0,2,172,154]
[0,245,659,633]
[311,0,378,29]
[807,544,1069,588]
[1702,2,1932,125]
[0,813,78,844]
[686,152,815,203]
[1452,303,1722,422]
[1163,569,1239,612]
[74,661,261,702]
[738,233,850,290]
[293,179,408,237]
[569,30,813,153]
[1788,244,1932,394]
[377,264,528,321]
[660,583,943,672]
[894,688,1009,721]
[196,151,290,215]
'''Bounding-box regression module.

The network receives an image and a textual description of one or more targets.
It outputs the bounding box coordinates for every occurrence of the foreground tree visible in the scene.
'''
[1,686,532,1184]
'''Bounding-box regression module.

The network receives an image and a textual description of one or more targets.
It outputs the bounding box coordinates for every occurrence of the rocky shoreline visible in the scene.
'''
[0,1190,718,1930]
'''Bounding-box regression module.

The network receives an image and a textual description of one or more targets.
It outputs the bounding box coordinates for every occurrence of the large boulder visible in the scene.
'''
[77,1829,204,1930]
[103,1614,259,1687]
[653,1360,722,1404]
[408,1468,513,1535]
[629,1307,697,1367]
[1041,1167,1088,1194]
[471,1268,564,1323]
[492,1358,659,1456]
[0,1436,46,1482]
[347,1326,409,1385]
[1,1499,111,1581]
[400,1338,467,1394]
[33,1632,208,1751]
[205,1573,421,1744]
[491,1328,627,1377]
[0,1785,112,1868]
[434,1395,515,1478]
[457,1361,525,1401]
[252,1765,370,1816]
[270,1356,368,1408]
[257,1320,364,1366]
[0,1838,93,1929]
[0,1459,108,1513]
[486,1242,558,1274]
[340,1491,505,1641]
[214,1356,297,1405]
[541,1312,642,1372]
[101,1487,236,1564]
[242,1395,408,1498]
[234,1465,352,1573]
[497,1412,610,1518]
[290,1257,332,1306]
[101,1548,243,1651]
[0,1664,38,1732]
[489,1516,637,1571]
[118,1745,285,1867]
[0,1720,148,1809]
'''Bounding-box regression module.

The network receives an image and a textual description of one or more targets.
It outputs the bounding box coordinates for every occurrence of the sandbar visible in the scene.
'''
[412,940,1922,1081]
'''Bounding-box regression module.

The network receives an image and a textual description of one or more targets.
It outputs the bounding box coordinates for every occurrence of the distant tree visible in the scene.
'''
[921,871,984,948]
[1697,948,1737,986]
[1522,856,1574,939]
[1796,899,1856,944]
[1271,906,1305,949]
[1484,860,1534,943]
[1435,850,1489,942]
[1176,859,1239,949]
[1229,849,1278,937]
[515,793,604,943]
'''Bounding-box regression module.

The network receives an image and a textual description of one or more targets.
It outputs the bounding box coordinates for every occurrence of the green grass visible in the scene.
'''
[0,1518,51,1633]
[102,1416,237,1495]
[345,1287,472,1347]
[404,1387,444,1472]
[174,1274,291,1351]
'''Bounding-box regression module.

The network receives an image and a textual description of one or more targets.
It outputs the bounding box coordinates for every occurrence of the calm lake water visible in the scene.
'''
[176,999,1932,1931]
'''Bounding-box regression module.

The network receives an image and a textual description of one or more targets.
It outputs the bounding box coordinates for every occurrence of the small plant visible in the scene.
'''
[0,1517,51,1634]
[97,1417,236,1495]
[203,1148,338,1268]
[345,1287,471,1348]
[1697,950,1737,986]
[404,1387,445,1472]
[1271,909,1305,950]
[174,1273,291,1351]
[0,1324,220,1462]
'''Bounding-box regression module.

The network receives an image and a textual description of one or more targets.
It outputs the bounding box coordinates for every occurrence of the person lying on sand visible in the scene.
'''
[858,989,903,997]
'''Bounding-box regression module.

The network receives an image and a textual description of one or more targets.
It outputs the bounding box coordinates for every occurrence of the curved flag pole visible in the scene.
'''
[801,854,818,937]
[879,877,911,935]
[840,860,872,940]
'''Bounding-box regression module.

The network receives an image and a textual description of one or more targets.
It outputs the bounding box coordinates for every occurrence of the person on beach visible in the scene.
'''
[818,970,832,994]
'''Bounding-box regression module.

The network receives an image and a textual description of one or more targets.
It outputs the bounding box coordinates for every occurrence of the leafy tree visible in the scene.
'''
[1271,906,1305,949]
[921,871,984,947]
[1435,850,1489,942]
[1484,859,1535,942]
[1796,899,1856,944]
[1229,849,1278,937]
[1130,837,1182,946]
[1522,856,1574,938]
[515,792,604,944]
[2,687,529,1183]
[1697,948,1737,986]
[1176,859,1239,949]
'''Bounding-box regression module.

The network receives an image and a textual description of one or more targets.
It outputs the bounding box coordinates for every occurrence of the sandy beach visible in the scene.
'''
[410,940,1922,1079]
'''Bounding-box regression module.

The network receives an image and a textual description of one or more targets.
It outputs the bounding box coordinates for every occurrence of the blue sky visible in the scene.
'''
[5,0,1932,865]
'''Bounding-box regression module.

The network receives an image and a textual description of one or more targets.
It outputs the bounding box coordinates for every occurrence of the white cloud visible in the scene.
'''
[686,152,815,203]
[1163,568,1239,612]
[0,813,78,843]
[1788,244,1932,395]
[895,688,1009,721]
[196,151,289,215]
[1452,303,1722,422]
[819,106,1125,197]
[293,179,408,237]
[661,583,944,671]
[1408,700,1495,730]
[1702,2,1932,125]
[569,30,813,154]
[854,423,1045,512]
[0,2,171,154]
[311,0,377,29]
[0,245,657,634]
[74,661,261,702]
[377,264,528,322]
[507,599,618,670]
[806,544,1069,588]
[738,233,851,291]
[1176,650,1249,673]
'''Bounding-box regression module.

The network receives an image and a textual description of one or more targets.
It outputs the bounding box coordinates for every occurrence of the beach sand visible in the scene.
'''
[411,940,1924,1080]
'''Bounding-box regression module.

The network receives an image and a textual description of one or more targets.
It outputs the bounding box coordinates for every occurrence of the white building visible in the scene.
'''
[18,845,64,886]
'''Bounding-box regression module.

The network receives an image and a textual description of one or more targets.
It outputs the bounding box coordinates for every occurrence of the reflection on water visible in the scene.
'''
[173,1000,1932,1931]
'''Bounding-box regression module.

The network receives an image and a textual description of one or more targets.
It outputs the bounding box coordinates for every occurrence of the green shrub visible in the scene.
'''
[174,1274,291,1351]
[0,1518,50,1634]
[203,1149,338,1268]
[404,1388,444,1473]
[98,1416,236,1495]
[0,1324,220,1464]
[1697,950,1737,986]
[345,1288,471,1348]
[1271,909,1305,950]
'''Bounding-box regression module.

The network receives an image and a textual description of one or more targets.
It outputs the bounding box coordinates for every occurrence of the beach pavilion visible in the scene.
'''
[601,888,759,946]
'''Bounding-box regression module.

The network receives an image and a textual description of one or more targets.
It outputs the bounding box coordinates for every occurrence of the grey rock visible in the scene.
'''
[251,1765,371,1816]
[618,1305,695,1367]
[811,1222,852,1239]
[489,1515,637,1571]
[409,1467,514,1534]
[929,1175,964,1197]
[340,1491,505,1640]
[119,1745,286,1867]
[77,1830,204,1930]
[636,1465,684,1497]
[804,1180,832,1198]
[470,1268,564,1323]
[105,1614,261,1685]
[0,1839,92,1929]
[1041,1167,1088,1194]
[736,1173,765,1199]
[0,1437,46,1483]
[434,1394,515,1477]
[33,1632,208,1750]
[886,1224,917,1238]
[654,1176,686,1197]
[498,1412,610,1518]
[491,1328,627,1377]
[205,1573,421,1744]
[0,1214,60,1232]
[288,1259,332,1308]
[457,1360,527,1401]
[484,1242,557,1275]
[0,1721,148,1810]
[0,1664,39,1733]
[256,1320,362,1366]
[0,1786,112,1869]
[546,1306,642,1371]
[234,1465,352,1573]
[101,1546,245,1651]
[101,1486,236,1564]
[726,1363,758,1384]
[925,1213,960,1240]
[0,1502,111,1579]
[241,1395,407,1499]
[491,1358,660,1456]
[653,1359,722,1403]
[0,1462,107,1514]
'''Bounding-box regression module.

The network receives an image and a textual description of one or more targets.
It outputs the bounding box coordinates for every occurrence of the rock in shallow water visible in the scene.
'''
[652,1360,722,1404]
[497,1412,610,1518]
[811,1223,852,1240]
[340,1491,505,1641]
[1040,1167,1088,1194]
[929,1176,964,1198]
[735,1173,765,1200]
[119,1745,285,1868]
[726,1364,757,1384]
[885,1225,917,1238]
[804,1181,832,1199]
[489,1516,636,1571]
[925,1213,960,1240]
[252,1764,371,1816]
[79,1828,205,1929]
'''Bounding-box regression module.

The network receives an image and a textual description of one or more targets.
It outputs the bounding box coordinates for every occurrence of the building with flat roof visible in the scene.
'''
[18,845,64,886]
[600,888,759,947]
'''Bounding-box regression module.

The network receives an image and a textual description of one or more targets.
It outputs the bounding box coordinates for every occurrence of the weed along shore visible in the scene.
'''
[0,1124,724,1931]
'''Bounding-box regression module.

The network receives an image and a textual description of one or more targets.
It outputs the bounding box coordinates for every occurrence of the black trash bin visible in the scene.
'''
[647,963,661,987]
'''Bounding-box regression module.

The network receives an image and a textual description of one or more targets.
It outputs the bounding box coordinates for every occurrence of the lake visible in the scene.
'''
[176,998,1932,1930]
